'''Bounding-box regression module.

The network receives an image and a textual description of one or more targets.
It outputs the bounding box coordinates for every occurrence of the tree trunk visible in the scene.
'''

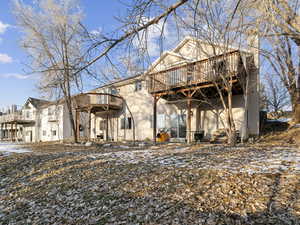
[228,128,237,146]
[227,92,237,146]
[294,88,300,123]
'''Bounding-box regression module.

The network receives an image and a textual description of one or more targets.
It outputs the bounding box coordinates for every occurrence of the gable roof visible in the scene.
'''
[25,97,51,109]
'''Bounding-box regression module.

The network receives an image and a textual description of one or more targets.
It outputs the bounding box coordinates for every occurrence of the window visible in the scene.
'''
[26,111,31,119]
[43,130,46,136]
[134,80,142,92]
[157,114,166,129]
[110,87,118,95]
[48,108,54,116]
[52,130,57,136]
[100,120,106,130]
[121,117,132,129]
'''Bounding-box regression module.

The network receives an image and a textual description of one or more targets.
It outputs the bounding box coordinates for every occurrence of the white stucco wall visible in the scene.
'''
[40,105,64,142]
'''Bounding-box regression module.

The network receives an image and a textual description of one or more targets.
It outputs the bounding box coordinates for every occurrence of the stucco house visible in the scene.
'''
[0,36,260,143]
[75,36,260,143]
[0,98,49,142]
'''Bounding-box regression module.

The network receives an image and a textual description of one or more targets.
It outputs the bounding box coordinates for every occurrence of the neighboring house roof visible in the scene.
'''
[25,97,51,109]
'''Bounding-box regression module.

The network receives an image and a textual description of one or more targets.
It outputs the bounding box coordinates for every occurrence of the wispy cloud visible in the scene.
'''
[0,21,10,34]
[0,53,13,63]
[90,27,102,37]
[0,73,33,80]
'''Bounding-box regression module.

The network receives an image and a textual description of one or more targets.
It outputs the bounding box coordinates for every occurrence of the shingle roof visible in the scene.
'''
[26,97,51,109]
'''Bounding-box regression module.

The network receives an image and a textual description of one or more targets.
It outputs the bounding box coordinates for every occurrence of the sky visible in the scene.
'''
[0,0,128,110]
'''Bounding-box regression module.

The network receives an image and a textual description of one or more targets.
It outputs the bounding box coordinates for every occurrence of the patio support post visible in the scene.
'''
[10,123,13,142]
[15,122,17,142]
[0,123,3,141]
[187,93,192,144]
[88,109,92,142]
[153,95,158,143]
[76,110,80,142]
[106,112,109,142]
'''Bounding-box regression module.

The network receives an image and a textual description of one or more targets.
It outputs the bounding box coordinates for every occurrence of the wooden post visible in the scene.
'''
[106,113,109,142]
[0,123,3,141]
[10,123,13,142]
[76,110,80,142]
[187,94,192,144]
[88,109,92,142]
[153,95,158,143]
[15,122,17,142]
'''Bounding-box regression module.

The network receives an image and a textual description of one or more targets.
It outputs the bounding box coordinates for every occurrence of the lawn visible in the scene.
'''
[0,143,299,224]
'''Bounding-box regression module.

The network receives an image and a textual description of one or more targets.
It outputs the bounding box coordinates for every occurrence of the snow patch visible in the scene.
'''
[0,142,31,155]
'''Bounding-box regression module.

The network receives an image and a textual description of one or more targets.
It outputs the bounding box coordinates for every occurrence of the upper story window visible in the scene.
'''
[26,111,31,119]
[110,87,119,95]
[134,80,142,92]
[48,107,54,116]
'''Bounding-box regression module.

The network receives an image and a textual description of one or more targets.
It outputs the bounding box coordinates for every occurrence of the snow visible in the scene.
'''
[0,142,31,155]
[88,146,300,174]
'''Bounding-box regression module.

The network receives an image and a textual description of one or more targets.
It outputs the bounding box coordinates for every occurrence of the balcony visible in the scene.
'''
[148,50,246,94]
[74,93,123,112]
[0,112,35,124]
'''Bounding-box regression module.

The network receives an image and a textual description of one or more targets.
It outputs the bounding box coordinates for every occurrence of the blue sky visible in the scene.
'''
[0,0,127,110]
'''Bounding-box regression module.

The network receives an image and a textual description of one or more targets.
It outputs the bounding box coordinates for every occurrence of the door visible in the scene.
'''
[170,113,186,138]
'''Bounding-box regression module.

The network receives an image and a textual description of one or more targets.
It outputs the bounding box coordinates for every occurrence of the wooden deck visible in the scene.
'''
[74,93,123,113]
[0,112,35,124]
[148,50,246,95]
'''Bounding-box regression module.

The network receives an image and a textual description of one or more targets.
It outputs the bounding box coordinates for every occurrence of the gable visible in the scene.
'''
[173,37,238,61]
[148,52,187,73]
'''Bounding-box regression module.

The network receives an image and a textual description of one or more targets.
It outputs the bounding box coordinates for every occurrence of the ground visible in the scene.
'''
[0,141,300,225]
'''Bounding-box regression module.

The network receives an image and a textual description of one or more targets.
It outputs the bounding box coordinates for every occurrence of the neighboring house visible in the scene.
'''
[0,98,49,142]
[0,36,260,143]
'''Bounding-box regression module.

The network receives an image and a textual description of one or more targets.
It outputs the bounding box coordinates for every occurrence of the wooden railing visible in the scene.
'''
[75,93,123,110]
[148,51,244,93]
[0,112,35,123]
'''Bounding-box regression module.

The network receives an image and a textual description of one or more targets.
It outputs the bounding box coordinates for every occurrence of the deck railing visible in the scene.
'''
[75,93,123,110]
[0,112,35,123]
[148,51,243,93]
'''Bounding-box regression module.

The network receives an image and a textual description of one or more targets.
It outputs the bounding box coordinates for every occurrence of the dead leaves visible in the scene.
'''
[0,144,300,224]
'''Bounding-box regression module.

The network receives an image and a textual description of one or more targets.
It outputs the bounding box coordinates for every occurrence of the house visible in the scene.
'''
[0,98,49,142]
[75,36,260,143]
[0,36,260,143]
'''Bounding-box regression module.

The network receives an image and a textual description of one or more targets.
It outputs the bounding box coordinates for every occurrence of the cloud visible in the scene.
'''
[0,21,10,34]
[0,53,13,63]
[0,73,33,80]
[90,29,101,36]
[133,17,180,57]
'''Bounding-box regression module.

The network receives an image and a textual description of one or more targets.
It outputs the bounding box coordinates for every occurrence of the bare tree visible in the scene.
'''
[263,74,290,118]
[13,0,91,142]
[263,36,299,118]
[246,0,300,123]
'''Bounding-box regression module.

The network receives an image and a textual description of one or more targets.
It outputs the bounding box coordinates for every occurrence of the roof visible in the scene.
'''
[25,97,51,109]
[92,73,143,91]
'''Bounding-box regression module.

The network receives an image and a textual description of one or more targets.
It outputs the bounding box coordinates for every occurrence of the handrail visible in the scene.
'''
[148,50,242,93]
[75,93,123,110]
[0,112,35,123]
